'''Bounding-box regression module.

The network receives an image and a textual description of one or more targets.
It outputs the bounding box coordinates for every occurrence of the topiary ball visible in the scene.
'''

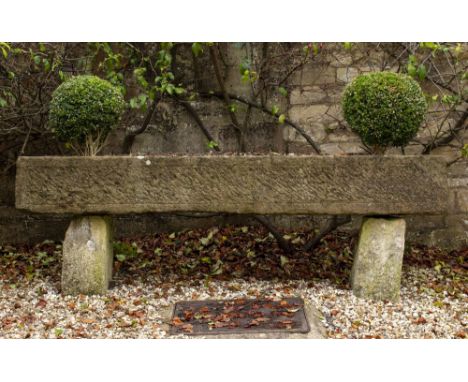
[49,75,125,144]
[342,71,427,149]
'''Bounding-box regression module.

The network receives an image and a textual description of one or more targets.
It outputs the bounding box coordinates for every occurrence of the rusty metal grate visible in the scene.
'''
[169,297,310,336]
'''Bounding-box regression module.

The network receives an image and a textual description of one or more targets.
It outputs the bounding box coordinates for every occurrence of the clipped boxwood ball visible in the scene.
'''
[342,71,427,148]
[49,75,125,144]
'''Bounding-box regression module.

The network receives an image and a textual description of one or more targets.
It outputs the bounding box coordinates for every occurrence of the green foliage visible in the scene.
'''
[0,42,11,58]
[278,86,288,97]
[207,140,219,149]
[113,241,139,262]
[342,71,427,149]
[191,42,204,57]
[461,143,468,158]
[48,75,125,150]
[407,55,427,80]
[239,58,257,83]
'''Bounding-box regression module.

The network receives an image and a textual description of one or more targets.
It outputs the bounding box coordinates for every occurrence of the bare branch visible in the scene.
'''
[209,45,246,152]
[253,215,293,253]
[201,91,322,154]
[176,97,221,151]
[303,216,352,252]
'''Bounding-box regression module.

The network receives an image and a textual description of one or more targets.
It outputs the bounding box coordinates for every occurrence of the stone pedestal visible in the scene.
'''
[62,216,113,295]
[351,217,406,301]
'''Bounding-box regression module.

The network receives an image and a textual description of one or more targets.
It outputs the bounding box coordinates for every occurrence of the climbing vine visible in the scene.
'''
[1,42,466,166]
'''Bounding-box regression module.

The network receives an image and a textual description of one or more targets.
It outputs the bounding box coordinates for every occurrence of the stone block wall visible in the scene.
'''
[1,43,467,248]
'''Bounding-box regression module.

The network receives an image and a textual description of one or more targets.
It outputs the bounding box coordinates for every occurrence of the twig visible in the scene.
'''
[422,106,468,154]
[122,96,160,154]
[303,216,351,252]
[253,215,293,253]
[176,97,221,151]
[19,121,32,155]
[201,91,322,154]
[209,45,246,152]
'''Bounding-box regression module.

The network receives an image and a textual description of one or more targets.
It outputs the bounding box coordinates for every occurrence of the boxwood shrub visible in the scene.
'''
[342,71,427,150]
[49,75,125,154]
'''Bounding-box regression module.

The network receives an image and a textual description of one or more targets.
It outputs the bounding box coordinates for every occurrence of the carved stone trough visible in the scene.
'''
[15,155,448,300]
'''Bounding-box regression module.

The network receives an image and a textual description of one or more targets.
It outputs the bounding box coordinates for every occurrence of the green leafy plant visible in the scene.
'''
[342,71,427,152]
[48,75,125,155]
[113,241,140,263]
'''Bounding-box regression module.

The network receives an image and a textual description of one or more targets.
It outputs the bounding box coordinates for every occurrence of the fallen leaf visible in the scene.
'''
[171,317,184,326]
[80,318,96,324]
[181,323,193,333]
[412,317,427,325]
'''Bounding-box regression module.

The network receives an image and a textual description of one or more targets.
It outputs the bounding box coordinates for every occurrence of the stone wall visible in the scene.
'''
[1,43,467,248]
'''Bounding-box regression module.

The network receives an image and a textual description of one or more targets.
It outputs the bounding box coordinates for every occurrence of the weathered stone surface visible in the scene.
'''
[337,67,359,84]
[16,155,448,215]
[289,104,329,124]
[290,122,327,144]
[351,217,406,301]
[290,66,336,85]
[62,216,113,295]
[290,86,327,105]
[456,190,468,212]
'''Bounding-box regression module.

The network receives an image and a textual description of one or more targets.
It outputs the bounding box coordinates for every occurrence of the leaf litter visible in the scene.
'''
[0,225,466,338]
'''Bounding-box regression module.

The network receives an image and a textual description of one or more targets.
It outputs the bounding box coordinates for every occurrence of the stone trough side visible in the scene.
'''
[14,155,449,300]
[16,155,448,216]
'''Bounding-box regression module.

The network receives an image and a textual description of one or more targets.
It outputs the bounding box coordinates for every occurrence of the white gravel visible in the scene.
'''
[0,265,466,339]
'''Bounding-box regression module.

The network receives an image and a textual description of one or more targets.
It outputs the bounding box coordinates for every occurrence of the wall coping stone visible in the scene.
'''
[16,155,449,215]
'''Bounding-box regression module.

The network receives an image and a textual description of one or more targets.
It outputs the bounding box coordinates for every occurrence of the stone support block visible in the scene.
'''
[351,217,406,301]
[62,216,113,295]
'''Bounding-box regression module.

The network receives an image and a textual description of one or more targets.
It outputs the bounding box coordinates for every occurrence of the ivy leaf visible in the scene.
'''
[129,94,148,109]
[229,103,237,113]
[278,114,286,124]
[278,86,288,97]
[207,141,219,149]
[271,105,279,116]
[43,58,51,72]
[191,42,204,57]
[461,143,468,158]
[312,43,319,55]
[417,64,427,80]
[241,70,250,83]
[133,67,148,88]
[0,97,7,108]
[343,42,352,50]
[407,63,417,78]
[239,58,251,75]
[0,42,10,58]
[129,98,138,109]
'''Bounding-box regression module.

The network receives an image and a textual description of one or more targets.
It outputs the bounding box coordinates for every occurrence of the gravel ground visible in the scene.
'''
[0,266,466,339]
[0,228,466,339]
